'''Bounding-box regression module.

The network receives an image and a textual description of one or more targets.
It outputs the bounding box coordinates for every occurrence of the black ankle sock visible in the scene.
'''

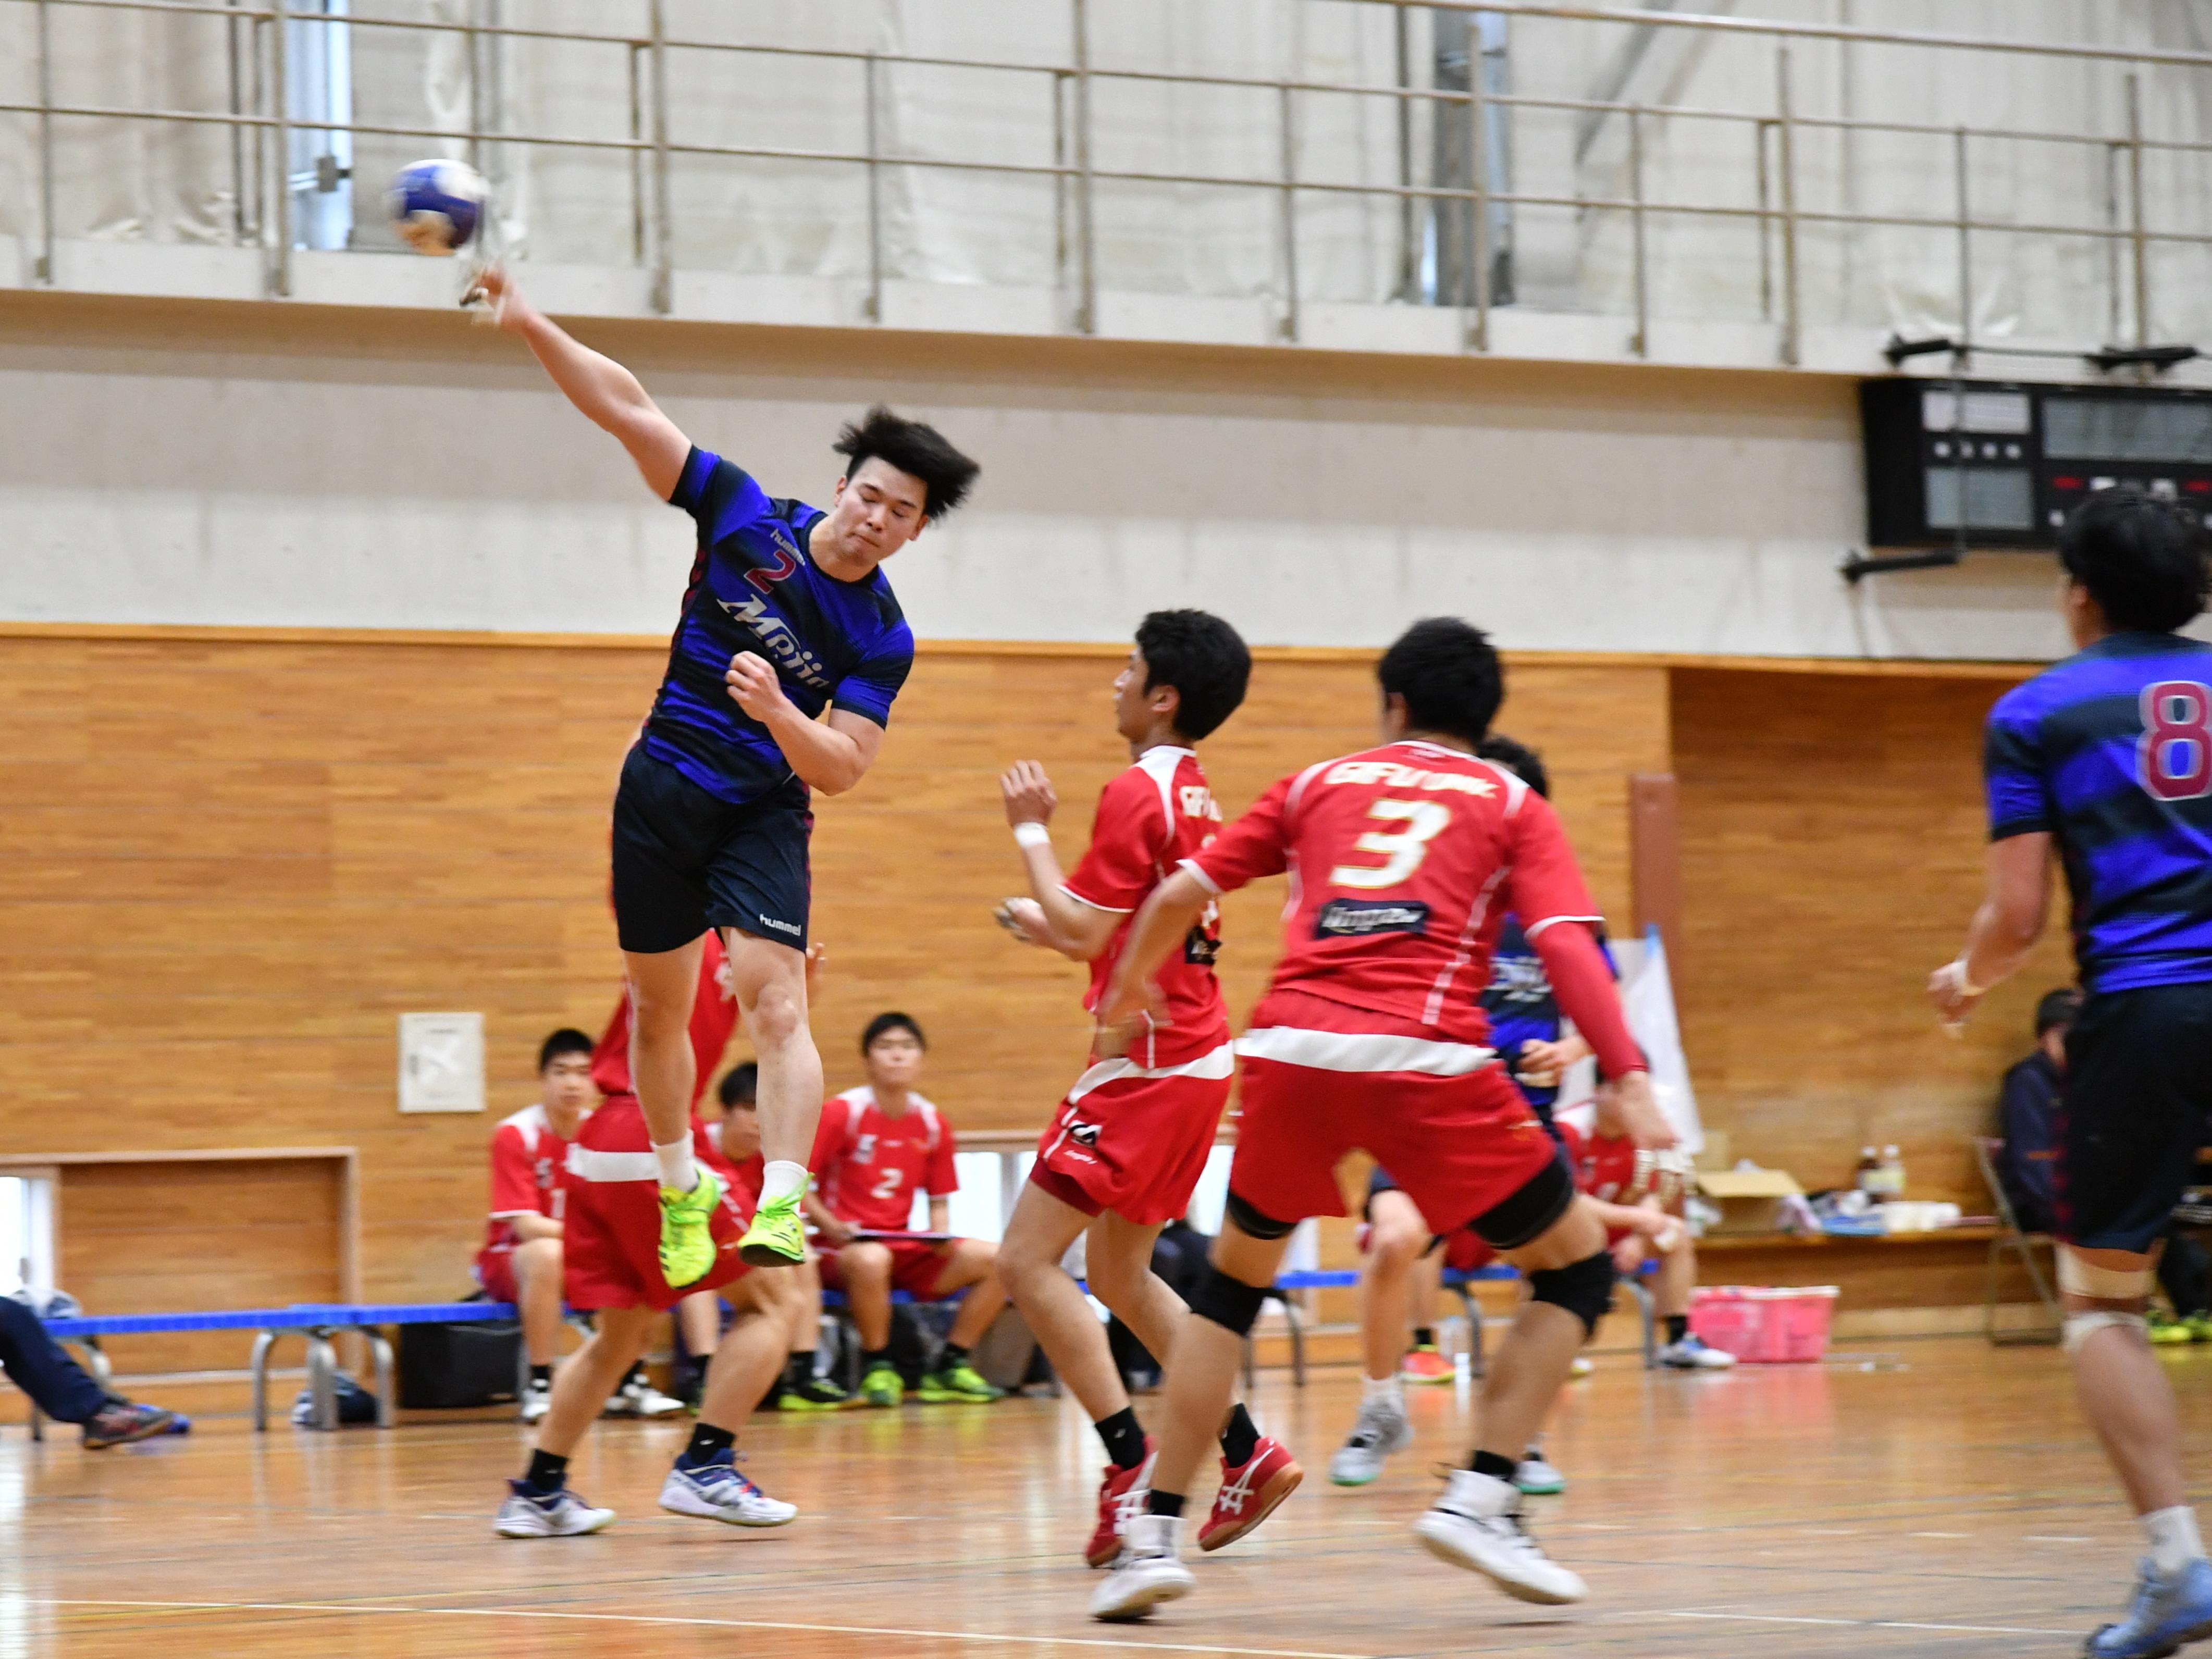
[528,1363,552,1388]
[683,1422,736,1465]
[1666,1315,1689,1345]
[1469,1450,1518,1481]
[1146,1490,1185,1519]
[862,1347,893,1371]
[1412,1326,1436,1349]
[619,1362,644,1389]
[940,1343,970,1370]
[524,1449,569,1493]
[1219,1402,1261,1467]
[784,1351,816,1389]
[1094,1406,1147,1471]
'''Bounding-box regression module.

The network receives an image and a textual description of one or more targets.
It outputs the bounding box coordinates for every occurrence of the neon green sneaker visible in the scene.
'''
[859,1363,904,1408]
[738,1191,807,1268]
[777,1376,851,1412]
[658,1168,726,1289]
[917,1363,1004,1403]
[2151,1308,2195,1346]
[2185,1313,2212,1344]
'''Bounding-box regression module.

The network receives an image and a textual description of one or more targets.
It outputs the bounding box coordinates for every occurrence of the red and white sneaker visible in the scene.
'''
[1198,1436,1302,1553]
[1399,1344,1453,1385]
[1086,1445,1155,1568]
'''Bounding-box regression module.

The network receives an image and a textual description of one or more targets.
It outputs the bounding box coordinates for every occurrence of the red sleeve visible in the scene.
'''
[925,1118,960,1198]
[487,1126,538,1218]
[1500,793,1603,935]
[1187,773,1295,895]
[808,1098,849,1173]
[1062,772,1165,913]
[1531,922,1647,1078]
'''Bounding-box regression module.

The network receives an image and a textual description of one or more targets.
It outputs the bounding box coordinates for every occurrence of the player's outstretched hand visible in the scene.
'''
[1092,976,1166,1058]
[726,651,790,721]
[1614,1070,1678,1151]
[993,896,1053,948]
[1926,959,1981,1035]
[462,262,525,330]
[1001,760,1057,828]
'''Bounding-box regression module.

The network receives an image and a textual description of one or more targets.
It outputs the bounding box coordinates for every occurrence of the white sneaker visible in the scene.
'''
[659,1456,798,1527]
[1568,1356,1593,1379]
[604,1376,688,1418]
[1657,1334,1736,1370]
[1412,1470,1587,1604]
[1090,1514,1196,1622]
[495,1481,615,1538]
[518,1378,552,1423]
[1329,1394,1413,1486]
[1514,1442,1567,1497]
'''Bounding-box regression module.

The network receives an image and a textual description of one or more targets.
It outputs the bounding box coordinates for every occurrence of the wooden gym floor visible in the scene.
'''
[7,1336,2205,1659]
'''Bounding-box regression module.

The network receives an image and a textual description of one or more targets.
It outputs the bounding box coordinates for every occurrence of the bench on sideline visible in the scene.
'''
[38,1301,518,1433]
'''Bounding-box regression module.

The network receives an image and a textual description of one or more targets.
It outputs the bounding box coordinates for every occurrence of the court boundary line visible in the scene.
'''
[1657,1607,2075,1637]
[33,1597,1385,1658]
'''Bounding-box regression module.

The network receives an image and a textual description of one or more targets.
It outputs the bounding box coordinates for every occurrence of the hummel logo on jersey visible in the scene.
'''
[718,593,832,689]
[1314,898,1431,938]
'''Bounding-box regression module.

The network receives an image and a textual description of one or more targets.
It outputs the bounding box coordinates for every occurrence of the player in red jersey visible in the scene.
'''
[988,611,1297,1568]
[808,1014,1008,1404]
[1085,618,1676,1621]
[476,1028,596,1423]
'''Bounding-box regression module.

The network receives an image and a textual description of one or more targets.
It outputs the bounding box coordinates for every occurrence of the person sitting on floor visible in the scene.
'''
[0,1294,177,1448]
[805,1013,1009,1406]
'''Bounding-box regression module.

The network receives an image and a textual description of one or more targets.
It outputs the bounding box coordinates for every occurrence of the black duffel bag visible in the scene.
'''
[398,1309,524,1409]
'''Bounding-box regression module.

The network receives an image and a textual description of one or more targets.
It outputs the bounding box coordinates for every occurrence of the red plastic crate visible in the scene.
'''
[1687,1284,1839,1363]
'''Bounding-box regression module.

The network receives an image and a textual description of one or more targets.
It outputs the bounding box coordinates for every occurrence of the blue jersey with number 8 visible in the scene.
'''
[1984,629,2212,993]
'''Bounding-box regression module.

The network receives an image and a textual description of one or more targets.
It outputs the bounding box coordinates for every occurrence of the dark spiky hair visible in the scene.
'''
[832,405,980,520]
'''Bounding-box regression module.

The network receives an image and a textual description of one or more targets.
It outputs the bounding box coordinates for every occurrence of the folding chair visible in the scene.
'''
[1973,1135,2061,1345]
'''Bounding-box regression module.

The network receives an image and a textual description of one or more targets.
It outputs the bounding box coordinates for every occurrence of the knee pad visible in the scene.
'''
[2060,1249,2156,1301]
[1469,1154,1576,1252]
[1528,1251,1616,1339]
[2064,1308,2149,1355]
[1225,1190,1298,1242]
[1188,1265,1269,1337]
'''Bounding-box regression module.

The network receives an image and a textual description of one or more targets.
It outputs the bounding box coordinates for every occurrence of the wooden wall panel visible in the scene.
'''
[0,633,1666,1309]
[1671,667,2074,1209]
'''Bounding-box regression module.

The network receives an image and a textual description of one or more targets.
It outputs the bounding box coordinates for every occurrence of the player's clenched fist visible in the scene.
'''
[725,651,788,720]
[1000,760,1058,827]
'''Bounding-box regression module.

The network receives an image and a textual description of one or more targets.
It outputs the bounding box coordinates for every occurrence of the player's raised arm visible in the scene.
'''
[1094,866,1214,1033]
[474,265,690,500]
[994,761,1122,961]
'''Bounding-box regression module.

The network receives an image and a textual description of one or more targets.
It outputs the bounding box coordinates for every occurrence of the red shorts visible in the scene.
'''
[820,1239,958,1299]
[563,1096,751,1312]
[1229,989,1558,1233]
[1030,1043,1234,1226]
[474,1245,520,1304]
[1441,1229,1497,1274]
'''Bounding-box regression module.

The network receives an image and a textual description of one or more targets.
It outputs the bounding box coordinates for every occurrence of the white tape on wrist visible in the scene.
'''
[1012,822,1052,850]
[1948,959,1989,998]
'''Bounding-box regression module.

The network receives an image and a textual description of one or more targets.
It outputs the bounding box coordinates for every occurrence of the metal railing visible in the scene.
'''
[7,0,2211,364]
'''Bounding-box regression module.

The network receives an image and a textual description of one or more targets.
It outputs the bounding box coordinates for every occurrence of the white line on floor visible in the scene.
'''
[35,1598,1381,1659]
[1908,1531,1972,1539]
[1658,1609,2073,1638]
[2024,1536,2092,1544]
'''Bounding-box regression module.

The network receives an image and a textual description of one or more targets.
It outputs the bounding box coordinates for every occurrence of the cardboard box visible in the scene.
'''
[1696,1167,1805,1235]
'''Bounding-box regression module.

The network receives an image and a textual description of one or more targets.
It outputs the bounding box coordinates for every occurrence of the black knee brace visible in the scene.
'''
[1188,1265,1269,1336]
[1225,1189,1297,1241]
[1528,1251,1616,1339]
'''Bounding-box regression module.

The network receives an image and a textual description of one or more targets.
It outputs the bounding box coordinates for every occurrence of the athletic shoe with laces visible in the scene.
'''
[1087,1447,1155,1567]
[658,1167,726,1289]
[1199,1434,1302,1552]
[1412,1468,1587,1604]
[659,1452,798,1527]
[1329,1394,1413,1486]
[603,1376,688,1418]
[918,1363,1004,1403]
[859,1362,904,1407]
[1514,1441,1567,1496]
[495,1480,616,1538]
[518,1378,552,1423]
[1090,1514,1196,1622]
[2085,1556,2212,1658]
[1399,1344,1454,1384]
[1568,1355,1593,1379]
[2149,1309,2194,1346]
[2188,1314,2212,1344]
[81,1401,176,1450]
[777,1376,852,1412]
[1657,1333,1738,1370]
[737,1190,807,1268]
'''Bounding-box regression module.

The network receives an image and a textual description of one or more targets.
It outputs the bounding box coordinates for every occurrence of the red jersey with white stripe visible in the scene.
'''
[483,1103,575,1255]
[1188,739,1602,1046]
[589,929,738,1106]
[810,1087,959,1231]
[1558,1120,1690,1211]
[1062,746,1229,1066]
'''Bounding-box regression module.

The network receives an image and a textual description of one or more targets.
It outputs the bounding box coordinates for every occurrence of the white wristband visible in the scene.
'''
[1012,822,1052,850]
[1948,959,1989,998]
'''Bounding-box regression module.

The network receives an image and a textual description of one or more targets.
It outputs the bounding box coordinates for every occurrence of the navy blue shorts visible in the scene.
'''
[610,744,812,956]
[2061,981,2212,1252]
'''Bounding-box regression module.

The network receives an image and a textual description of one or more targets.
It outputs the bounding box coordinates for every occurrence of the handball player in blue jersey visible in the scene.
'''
[1930,486,2212,1659]
[473,267,979,1284]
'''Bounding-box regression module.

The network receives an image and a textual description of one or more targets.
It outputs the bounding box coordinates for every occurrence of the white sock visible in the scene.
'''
[759,1159,808,1207]
[652,1138,698,1193]
[1362,1372,1404,1407]
[2144,1505,2206,1576]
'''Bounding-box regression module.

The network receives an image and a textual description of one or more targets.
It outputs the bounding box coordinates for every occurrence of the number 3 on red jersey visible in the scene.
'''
[1329,799,1452,889]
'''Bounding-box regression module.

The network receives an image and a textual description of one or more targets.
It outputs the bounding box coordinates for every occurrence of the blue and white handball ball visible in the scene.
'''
[388,159,486,254]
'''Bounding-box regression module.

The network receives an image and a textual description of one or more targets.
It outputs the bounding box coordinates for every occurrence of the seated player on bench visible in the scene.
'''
[806,1013,1009,1405]
[0,1294,177,1449]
